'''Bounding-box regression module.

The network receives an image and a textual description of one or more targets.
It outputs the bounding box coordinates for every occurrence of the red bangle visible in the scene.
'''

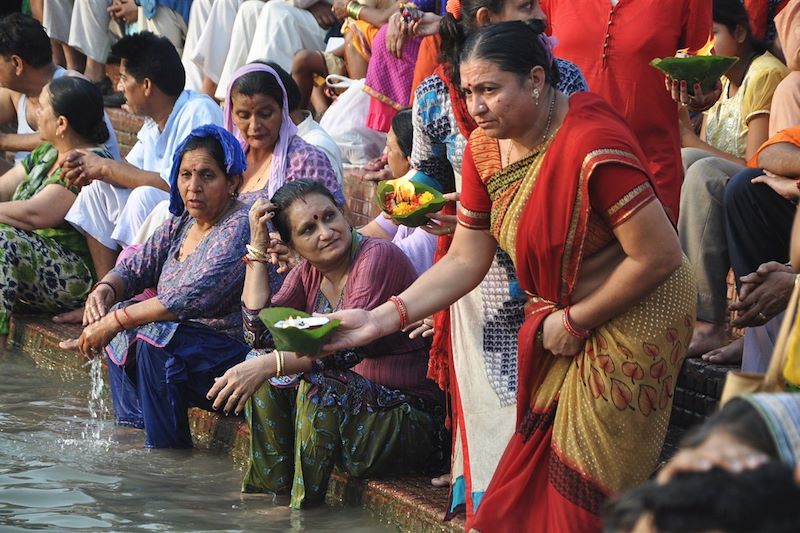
[121,306,134,326]
[389,295,409,330]
[562,306,592,339]
[112,309,126,331]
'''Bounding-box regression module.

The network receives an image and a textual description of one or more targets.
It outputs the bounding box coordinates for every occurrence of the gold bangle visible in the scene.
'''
[274,349,284,377]
[246,244,268,259]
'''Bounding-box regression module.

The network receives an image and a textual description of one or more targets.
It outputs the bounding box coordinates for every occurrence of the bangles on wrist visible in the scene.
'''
[389,295,409,330]
[346,1,365,19]
[273,349,285,377]
[562,306,592,340]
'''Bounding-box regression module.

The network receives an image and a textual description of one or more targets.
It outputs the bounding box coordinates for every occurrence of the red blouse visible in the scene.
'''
[540,0,711,222]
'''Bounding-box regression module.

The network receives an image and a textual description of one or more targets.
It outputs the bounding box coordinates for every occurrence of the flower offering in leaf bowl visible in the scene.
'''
[259,307,340,356]
[649,55,738,92]
[376,178,447,227]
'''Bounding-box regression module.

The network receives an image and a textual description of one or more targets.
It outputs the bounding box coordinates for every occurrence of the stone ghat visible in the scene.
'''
[6,315,465,533]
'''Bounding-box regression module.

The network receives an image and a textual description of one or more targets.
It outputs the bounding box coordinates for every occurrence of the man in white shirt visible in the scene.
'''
[55,32,222,322]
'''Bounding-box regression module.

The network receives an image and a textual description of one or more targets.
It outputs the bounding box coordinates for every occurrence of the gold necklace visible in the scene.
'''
[505,89,557,166]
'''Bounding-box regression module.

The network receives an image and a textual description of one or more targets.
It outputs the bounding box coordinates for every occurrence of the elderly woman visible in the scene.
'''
[208,179,443,508]
[72,125,253,448]
[324,22,696,531]
[224,63,343,205]
[0,77,112,349]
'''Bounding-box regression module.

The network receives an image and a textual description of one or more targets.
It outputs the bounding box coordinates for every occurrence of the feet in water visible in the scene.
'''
[52,307,84,324]
[431,472,451,488]
[701,336,744,365]
[687,321,728,357]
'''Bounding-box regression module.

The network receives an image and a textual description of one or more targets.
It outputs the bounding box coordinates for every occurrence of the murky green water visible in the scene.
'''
[0,353,392,532]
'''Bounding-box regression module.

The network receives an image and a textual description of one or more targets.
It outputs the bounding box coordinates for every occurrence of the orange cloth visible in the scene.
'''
[747,126,800,167]
[410,35,441,102]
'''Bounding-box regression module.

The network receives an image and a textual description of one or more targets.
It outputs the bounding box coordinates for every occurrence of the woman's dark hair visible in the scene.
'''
[459,20,559,87]
[390,109,413,158]
[438,0,504,77]
[713,0,767,55]
[230,68,286,111]
[48,77,109,145]
[111,32,185,97]
[271,179,341,244]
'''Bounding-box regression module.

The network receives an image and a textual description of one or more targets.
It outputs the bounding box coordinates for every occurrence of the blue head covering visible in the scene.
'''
[168,124,248,216]
[742,393,800,467]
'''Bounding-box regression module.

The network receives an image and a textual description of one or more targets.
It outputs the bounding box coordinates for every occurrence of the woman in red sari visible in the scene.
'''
[324,21,696,532]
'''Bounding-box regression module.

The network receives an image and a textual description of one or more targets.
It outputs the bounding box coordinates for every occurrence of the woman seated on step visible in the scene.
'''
[0,77,112,350]
[208,178,444,508]
[68,125,256,448]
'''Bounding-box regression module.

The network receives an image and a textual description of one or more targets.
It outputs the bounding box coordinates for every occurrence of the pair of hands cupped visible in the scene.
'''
[59,284,118,357]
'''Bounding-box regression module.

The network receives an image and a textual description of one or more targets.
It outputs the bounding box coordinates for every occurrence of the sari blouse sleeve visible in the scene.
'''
[588,162,656,228]
[457,142,492,230]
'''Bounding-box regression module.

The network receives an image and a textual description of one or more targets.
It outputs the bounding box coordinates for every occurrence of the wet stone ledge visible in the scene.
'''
[5,315,464,533]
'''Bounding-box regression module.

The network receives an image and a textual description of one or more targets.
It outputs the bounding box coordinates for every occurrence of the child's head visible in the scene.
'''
[386,109,413,178]
[712,0,766,56]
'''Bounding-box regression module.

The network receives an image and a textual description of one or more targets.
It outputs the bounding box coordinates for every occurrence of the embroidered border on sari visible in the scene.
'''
[605,183,656,228]
[548,451,607,515]
[457,206,491,229]
[560,149,649,301]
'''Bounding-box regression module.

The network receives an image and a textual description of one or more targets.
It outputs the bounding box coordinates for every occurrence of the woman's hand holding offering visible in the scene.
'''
[321,308,383,352]
[422,192,459,236]
[207,355,272,415]
[542,309,584,356]
[666,77,722,110]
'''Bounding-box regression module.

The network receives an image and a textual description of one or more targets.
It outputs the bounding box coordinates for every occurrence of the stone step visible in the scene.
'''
[6,315,464,533]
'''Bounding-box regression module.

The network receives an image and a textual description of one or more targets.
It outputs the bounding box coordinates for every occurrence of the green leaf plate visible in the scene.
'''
[259,307,340,356]
[650,55,739,92]
[376,180,447,228]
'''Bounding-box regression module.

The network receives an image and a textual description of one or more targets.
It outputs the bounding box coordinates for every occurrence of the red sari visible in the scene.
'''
[459,93,696,532]
[540,0,712,222]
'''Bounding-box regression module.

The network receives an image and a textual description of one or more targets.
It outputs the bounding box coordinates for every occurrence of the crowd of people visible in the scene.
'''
[1,0,800,531]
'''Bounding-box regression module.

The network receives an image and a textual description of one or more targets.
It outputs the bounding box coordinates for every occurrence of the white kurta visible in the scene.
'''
[215,0,328,100]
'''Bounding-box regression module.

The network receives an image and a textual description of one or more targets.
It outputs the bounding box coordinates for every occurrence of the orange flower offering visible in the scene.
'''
[384,180,435,217]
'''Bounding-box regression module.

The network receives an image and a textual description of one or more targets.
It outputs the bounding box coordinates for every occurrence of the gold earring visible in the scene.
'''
[533,87,540,106]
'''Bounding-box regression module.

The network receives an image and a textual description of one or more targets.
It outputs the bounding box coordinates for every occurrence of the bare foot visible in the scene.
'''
[53,307,84,324]
[431,472,451,487]
[59,338,79,350]
[701,336,743,365]
[687,321,728,357]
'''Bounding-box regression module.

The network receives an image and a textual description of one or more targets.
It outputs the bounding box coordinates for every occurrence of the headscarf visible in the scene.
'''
[223,63,298,201]
[741,393,800,467]
[168,124,247,216]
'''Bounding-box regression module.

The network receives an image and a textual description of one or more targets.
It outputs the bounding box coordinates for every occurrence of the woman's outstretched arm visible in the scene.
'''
[323,223,496,351]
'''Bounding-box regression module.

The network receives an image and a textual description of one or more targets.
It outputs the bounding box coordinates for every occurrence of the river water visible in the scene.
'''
[0,353,392,532]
